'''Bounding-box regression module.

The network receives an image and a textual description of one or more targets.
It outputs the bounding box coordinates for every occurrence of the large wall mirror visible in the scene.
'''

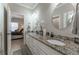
[52,3,75,30]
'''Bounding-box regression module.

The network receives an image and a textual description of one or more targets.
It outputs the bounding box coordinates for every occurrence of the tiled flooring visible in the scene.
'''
[11,39,32,55]
[11,39,24,55]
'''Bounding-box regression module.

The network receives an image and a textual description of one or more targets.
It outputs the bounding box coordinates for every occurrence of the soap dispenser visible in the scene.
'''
[43,28,46,40]
[51,32,54,37]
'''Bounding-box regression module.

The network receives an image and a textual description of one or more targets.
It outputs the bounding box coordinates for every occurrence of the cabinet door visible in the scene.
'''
[31,38,40,55]
[26,36,42,55]
[26,35,30,46]
[26,35,62,55]
[29,37,40,55]
[33,39,46,55]
[28,37,33,53]
[26,35,34,54]
[35,39,62,55]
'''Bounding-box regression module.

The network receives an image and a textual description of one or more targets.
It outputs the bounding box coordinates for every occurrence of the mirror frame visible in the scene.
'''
[51,3,75,30]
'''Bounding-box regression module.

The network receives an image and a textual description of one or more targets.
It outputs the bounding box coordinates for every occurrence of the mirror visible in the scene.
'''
[52,3,75,30]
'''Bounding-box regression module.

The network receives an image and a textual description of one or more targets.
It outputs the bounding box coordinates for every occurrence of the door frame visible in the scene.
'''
[9,14,25,54]
[4,4,26,55]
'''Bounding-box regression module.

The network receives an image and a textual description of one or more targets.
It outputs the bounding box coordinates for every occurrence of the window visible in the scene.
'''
[11,22,18,32]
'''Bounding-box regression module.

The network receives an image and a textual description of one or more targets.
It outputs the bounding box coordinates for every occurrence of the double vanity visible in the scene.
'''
[25,32,79,55]
[25,3,79,55]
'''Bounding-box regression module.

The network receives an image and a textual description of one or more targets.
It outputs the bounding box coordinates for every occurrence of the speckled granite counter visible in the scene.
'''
[28,33,79,55]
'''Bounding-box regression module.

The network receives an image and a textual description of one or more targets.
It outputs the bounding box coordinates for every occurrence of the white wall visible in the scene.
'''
[11,18,24,29]
[8,3,32,48]
[0,4,3,33]
[8,3,32,32]
[9,3,78,38]
[30,3,79,38]
[0,3,3,51]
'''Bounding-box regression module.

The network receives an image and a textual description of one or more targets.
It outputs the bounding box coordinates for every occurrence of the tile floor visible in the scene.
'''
[11,38,32,55]
[11,39,23,54]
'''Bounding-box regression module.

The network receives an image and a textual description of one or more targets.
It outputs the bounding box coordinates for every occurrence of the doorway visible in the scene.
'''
[10,15,24,55]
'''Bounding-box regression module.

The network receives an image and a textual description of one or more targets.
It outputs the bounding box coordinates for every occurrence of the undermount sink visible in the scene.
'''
[47,39,66,46]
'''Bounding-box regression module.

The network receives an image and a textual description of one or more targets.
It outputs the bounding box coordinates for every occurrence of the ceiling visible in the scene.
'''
[8,3,38,13]
[16,3,38,9]
[8,3,38,18]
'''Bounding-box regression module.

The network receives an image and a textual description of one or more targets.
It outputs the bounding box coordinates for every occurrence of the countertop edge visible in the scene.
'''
[28,33,66,55]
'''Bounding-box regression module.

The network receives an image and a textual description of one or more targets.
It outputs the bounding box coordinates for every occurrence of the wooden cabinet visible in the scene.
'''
[26,34,62,55]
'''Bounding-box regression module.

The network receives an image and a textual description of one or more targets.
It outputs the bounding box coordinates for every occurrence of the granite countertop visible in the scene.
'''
[28,33,79,55]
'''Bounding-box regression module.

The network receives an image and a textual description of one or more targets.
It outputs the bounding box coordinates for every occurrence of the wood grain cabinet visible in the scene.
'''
[26,35,62,55]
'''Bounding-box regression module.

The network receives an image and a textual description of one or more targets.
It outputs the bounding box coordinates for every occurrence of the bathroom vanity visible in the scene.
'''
[26,33,62,55]
[25,32,79,55]
[25,3,79,55]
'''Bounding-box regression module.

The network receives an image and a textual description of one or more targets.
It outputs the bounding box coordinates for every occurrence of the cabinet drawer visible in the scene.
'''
[33,39,46,55]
